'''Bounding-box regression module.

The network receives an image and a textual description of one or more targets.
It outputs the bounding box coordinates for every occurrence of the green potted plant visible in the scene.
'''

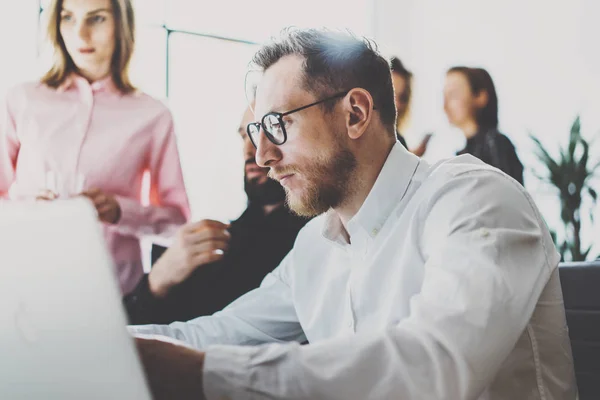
[530,116,599,261]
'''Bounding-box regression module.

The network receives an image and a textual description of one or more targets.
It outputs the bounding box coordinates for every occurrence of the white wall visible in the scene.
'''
[373,0,600,257]
[0,1,40,95]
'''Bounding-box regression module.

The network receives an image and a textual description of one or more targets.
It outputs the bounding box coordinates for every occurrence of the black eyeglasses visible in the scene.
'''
[246,91,349,148]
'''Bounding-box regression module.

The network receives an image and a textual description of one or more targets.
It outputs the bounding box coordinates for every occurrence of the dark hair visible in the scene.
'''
[389,56,413,131]
[390,57,413,103]
[251,28,396,131]
[447,66,498,129]
[390,56,412,79]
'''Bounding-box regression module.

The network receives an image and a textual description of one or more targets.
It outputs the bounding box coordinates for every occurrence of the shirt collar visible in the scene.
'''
[57,73,118,94]
[322,142,421,245]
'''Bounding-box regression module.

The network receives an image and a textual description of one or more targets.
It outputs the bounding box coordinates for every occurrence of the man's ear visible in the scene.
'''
[343,88,373,140]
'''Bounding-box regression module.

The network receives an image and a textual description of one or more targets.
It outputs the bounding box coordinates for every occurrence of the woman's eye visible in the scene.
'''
[89,15,106,24]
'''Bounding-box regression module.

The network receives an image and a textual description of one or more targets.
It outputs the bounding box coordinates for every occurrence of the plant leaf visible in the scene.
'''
[530,134,559,172]
[561,206,572,224]
[559,241,568,262]
[549,229,558,246]
[571,115,581,140]
[569,117,580,157]
[582,246,592,261]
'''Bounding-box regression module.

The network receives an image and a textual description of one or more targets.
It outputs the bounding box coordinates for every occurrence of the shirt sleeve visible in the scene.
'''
[111,109,190,237]
[200,170,556,400]
[128,252,306,349]
[0,89,20,198]
[122,274,166,325]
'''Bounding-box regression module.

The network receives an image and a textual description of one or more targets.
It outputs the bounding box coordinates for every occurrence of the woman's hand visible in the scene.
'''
[80,188,122,224]
[36,190,58,201]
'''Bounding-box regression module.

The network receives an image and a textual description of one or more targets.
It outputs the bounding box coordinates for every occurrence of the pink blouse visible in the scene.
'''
[0,75,190,294]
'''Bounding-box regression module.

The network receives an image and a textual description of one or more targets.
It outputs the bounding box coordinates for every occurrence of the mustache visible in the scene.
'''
[268,166,299,181]
[245,158,299,181]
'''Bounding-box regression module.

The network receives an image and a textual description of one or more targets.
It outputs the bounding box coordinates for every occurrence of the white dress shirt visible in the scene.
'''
[131,143,576,399]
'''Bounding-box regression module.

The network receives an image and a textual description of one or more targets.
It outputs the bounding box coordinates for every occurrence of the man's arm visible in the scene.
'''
[191,170,556,399]
[148,220,230,298]
[130,250,306,349]
[123,220,230,325]
[135,337,207,400]
[123,274,163,325]
[131,267,305,400]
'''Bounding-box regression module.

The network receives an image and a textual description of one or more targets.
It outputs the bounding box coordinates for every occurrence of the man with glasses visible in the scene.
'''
[123,106,308,324]
[132,28,576,399]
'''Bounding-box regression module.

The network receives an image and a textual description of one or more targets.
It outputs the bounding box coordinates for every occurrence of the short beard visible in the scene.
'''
[285,147,357,218]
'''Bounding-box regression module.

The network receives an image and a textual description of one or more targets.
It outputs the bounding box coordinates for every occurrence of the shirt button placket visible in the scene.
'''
[347,283,356,332]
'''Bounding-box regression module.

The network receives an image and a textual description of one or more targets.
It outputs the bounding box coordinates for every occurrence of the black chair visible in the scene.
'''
[559,261,600,399]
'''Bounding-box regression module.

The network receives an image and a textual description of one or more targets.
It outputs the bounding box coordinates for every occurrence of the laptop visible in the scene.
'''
[0,198,151,399]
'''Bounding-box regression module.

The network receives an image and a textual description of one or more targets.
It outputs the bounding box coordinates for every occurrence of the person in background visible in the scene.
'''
[390,56,410,149]
[444,66,524,185]
[124,106,309,324]
[0,0,189,294]
[390,56,430,156]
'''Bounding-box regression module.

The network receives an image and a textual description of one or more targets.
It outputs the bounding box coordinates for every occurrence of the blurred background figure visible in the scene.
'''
[124,106,309,325]
[390,56,411,148]
[0,0,190,294]
[390,56,431,157]
[444,66,524,185]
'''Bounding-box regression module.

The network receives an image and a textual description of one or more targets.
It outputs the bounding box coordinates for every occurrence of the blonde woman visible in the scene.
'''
[0,0,190,294]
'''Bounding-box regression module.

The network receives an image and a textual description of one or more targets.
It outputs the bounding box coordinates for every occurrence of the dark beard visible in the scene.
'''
[244,175,286,206]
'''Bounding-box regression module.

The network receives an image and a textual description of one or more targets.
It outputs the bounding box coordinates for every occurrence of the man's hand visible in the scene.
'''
[148,220,231,297]
[135,336,206,400]
[80,189,121,224]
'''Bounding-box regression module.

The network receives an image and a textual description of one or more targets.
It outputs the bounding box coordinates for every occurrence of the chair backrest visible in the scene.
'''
[559,261,600,400]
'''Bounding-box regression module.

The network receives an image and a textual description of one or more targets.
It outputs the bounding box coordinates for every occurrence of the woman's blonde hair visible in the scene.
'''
[40,0,136,93]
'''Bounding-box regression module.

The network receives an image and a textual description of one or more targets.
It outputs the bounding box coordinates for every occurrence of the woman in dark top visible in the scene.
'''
[444,66,524,185]
[390,57,412,149]
[390,57,431,155]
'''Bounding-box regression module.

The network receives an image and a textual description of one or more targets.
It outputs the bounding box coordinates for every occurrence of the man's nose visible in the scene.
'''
[255,129,282,168]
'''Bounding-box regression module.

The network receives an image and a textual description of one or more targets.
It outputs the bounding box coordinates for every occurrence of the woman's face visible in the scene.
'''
[392,72,410,124]
[59,0,115,80]
[443,71,478,128]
